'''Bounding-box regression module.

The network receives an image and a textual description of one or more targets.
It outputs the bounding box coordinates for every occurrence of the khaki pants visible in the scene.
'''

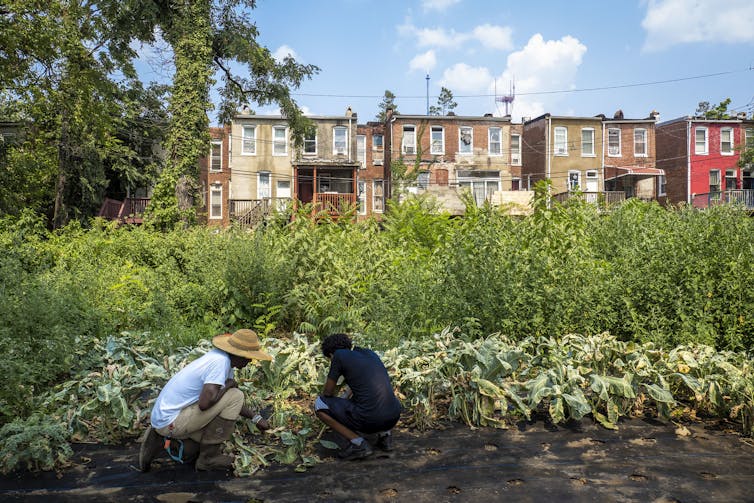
[156,388,244,442]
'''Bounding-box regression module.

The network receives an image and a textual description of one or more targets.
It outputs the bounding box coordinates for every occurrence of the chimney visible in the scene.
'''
[345,106,353,117]
[649,110,660,121]
[613,109,624,120]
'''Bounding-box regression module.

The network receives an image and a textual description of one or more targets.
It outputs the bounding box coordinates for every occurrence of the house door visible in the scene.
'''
[585,170,598,192]
[276,180,291,210]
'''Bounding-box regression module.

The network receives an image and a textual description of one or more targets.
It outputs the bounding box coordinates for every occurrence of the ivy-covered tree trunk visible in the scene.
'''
[146,0,213,229]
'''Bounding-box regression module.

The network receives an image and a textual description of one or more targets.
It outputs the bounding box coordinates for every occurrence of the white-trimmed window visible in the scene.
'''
[373,134,383,150]
[258,171,271,199]
[488,127,502,155]
[721,127,733,155]
[333,126,347,155]
[634,128,647,157]
[459,126,473,154]
[747,128,754,148]
[373,179,384,213]
[658,174,666,196]
[554,126,568,156]
[709,169,721,193]
[608,128,621,157]
[242,125,256,155]
[430,126,444,154]
[581,128,595,156]
[358,181,366,215]
[273,126,287,156]
[209,185,222,219]
[304,128,317,155]
[695,127,708,155]
[457,170,499,206]
[568,170,581,191]
[210,140,222,171]
[402,125,416,155]
[357,134,366,169]
[511,134,521,166]
[725,169,737,190]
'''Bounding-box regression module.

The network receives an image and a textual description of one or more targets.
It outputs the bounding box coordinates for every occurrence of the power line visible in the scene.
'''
[291,68,753,100]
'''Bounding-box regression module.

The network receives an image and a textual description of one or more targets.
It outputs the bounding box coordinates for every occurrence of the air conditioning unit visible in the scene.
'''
[511,154,521,165]
[374,159,383,165]
[403,146,416,155]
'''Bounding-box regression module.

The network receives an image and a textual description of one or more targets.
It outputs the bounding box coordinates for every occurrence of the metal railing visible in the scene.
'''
[552,191,626,205]
[692,190,754,209]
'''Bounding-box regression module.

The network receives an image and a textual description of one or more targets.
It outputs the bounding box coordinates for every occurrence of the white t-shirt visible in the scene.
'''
[150,348,234,429]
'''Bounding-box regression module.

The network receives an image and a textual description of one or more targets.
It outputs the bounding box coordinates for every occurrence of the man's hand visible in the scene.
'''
[255,418,271,431]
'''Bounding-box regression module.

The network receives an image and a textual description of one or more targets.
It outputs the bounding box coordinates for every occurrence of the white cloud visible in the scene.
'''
[272,45,299,62]
[399,21,513,51]
[421,0,461,11]
[642,0,754,50]
[496,34,587,120]
[415,26,466,48]
[472,24,514,51]
[440,63,492,93]
[410,50,437,73]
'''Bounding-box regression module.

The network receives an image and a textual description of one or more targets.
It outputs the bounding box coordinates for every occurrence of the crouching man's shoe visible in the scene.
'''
[138,427,163,472]
[375,432,393,452]
[338,440,373,460]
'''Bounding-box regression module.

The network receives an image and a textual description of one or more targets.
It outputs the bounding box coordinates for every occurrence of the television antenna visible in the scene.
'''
[495,79,515,116]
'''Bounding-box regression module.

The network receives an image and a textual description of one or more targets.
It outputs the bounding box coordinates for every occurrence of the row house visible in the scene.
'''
[200,125,231,227]
[384,109,520,215]
[221,109,360,225]
[356,121,389,219]
[656,115,754,208]
[522,111,663,204]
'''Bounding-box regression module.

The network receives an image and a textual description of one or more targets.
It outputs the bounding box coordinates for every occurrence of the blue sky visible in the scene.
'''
[136,0,754,125]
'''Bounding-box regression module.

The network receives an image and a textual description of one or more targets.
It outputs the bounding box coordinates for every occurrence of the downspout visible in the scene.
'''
[601,121,606,192]
[546,115,552,205]
[687,119,692,204]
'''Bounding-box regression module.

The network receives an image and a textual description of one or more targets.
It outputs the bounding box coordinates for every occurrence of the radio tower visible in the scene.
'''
[495,80,515,116]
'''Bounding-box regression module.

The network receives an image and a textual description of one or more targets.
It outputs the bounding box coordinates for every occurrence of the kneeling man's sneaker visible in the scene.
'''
[338,441,373,460]
[375,433,393,452]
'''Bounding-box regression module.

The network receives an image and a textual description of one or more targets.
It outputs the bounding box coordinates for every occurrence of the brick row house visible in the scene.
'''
[656,115,754,208]
[191,108,754,228]
[522,110,664,204]
[384,110,528,215]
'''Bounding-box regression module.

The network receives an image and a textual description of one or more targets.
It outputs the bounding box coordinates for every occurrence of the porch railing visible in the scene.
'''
[313,192,357,216]
[230,198,291,228]
[691,190,754,209]
[98,197,150,223]
[552,191,626,205]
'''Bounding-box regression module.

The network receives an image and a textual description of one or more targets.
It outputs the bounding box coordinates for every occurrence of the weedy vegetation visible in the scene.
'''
[1,195,753,475]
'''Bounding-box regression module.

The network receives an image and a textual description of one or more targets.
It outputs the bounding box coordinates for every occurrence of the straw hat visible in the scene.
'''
[212,329,273,361]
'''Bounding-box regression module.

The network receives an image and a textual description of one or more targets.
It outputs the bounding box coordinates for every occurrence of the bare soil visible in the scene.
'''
[2,417,753,503]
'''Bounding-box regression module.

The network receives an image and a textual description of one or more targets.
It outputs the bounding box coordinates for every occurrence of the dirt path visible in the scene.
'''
[2,418,753,502]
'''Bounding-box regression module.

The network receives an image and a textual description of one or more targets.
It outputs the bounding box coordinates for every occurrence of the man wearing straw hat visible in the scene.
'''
[139,329,273,472]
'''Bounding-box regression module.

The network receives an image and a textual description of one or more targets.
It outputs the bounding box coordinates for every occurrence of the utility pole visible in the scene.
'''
[426,74,430,115]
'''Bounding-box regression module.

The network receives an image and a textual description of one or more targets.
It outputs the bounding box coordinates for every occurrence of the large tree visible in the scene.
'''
[129,0,319,229]
[1,0,153,227]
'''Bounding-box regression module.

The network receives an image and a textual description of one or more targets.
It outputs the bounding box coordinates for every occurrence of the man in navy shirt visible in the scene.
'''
[315,333,402,460]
